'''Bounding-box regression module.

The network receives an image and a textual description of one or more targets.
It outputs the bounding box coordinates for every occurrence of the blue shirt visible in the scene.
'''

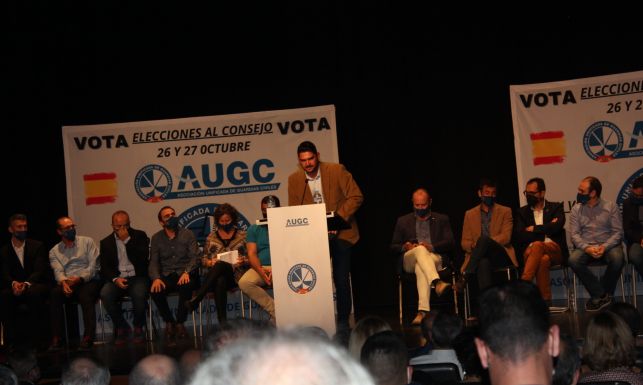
[569,198,623,251]
[49,235,99,283]
[247,224,271,266]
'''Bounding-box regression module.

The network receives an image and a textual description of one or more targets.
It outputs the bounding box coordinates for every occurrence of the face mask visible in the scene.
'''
[13,231,27,241]
[631,195,643,205]
[576,193,590,205]
[165,216,179,231]
[220,223,234,232]
[63,228,76,242]
[526,194,539,207]
[414,208,430,217]
[481,196,495,207]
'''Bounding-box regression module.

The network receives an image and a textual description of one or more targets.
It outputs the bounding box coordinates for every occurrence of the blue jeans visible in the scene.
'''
[330,238,352,324]
[628,242,643,278]
[100,276,149,329]
[569,246,625,299]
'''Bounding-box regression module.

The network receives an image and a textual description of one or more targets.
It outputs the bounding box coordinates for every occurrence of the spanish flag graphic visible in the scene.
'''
[530,131,566,166]
[83,173,117,205]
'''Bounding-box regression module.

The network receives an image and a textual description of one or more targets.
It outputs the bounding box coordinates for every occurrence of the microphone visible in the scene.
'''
[300,178,309,205]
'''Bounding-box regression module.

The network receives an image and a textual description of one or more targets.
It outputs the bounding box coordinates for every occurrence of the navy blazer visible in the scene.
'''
[514,201,569,264]
[390,212,456,264]
[98,228,150,282]
[0,238,50,289]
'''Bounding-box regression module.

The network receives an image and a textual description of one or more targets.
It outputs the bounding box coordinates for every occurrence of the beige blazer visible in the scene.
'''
[460,203,517,271]
[288,162,364,245]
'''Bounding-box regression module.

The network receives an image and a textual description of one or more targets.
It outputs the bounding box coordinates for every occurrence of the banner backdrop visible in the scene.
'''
[63,105,338,245]
[510,71,643,299]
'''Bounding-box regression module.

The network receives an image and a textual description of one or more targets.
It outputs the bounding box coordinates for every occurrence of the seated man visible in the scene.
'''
[622,175,643,279]
[48,216,102,350]
[99,210,150,345]
[475,281,560,385]
[149,206,200,342]
[514,177,568,302]
[460,178,518,292]
[238,195,280,322]
[569,176,624,311]
[0,214,51,349]
[390,188,454,325]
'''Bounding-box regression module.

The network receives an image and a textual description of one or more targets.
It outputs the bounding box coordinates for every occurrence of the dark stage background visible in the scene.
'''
[5,5,642,312]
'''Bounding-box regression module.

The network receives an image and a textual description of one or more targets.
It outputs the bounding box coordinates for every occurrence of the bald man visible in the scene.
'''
[129,354,181,385]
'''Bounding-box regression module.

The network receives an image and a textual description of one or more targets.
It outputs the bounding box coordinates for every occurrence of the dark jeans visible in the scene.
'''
[193,262,235,323]
[100,276,149,329]
[150,271,199,324]
[50,279,103,339]
[465,235,513,290]
[0,283,49,346]
[569,246,625,299]
[330,238,352,323]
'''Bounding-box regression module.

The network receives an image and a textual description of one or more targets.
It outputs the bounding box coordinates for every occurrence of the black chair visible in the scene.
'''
[411,362,461,385]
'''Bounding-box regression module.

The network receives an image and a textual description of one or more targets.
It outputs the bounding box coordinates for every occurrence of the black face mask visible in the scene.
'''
[526,194,539,207]
[165,216,179,231]
[219,223,234,232]
[414,207,430,217]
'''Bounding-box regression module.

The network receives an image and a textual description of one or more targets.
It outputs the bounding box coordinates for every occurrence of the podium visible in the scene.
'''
[266,204,336,336]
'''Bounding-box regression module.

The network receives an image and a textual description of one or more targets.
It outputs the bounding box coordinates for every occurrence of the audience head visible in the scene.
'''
[452,327,485,381]
[7,349,40,384]
[475,281,559,368]
[360,331,410,385]
[61,357,110,385]
[608,301,641,337]
[203,319,273,358]
[0,366,17,385]
[129,354,180,385]
[191,331,375,385]
[431,312,463,349]
[583,310,636,371]
[552,333,580,385]
[348,315,392,359]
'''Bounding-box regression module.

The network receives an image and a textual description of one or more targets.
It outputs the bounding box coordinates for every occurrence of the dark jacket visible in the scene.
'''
[390,212,456,264]
[622,197,642,245]
[0,238,50,288]
[514,201,569,265]
[99,228,150,281]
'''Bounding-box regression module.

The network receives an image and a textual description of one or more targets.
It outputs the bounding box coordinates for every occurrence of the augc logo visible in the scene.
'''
[286,218,309,227]
[287,263,317,294]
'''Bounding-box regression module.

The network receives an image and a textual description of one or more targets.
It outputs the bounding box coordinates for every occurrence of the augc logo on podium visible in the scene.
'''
[287,263,317,294]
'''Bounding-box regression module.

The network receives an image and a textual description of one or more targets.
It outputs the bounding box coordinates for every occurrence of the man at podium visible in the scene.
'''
[287,141,364,330]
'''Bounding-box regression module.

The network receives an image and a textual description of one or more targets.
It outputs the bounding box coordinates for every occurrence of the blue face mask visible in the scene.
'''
[14,231,27,241]
[576,193,590,205]
[414,208,430,217]
[481,196,495,207]
[63,228,76,242]
[219,223,234,232]
[165,216,180,231]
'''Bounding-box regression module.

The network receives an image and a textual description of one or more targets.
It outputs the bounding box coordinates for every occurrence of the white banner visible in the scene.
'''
[62,105,338,245]
[510,71,643,299]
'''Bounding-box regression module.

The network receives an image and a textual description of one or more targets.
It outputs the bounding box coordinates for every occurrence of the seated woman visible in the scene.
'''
[579,311,642,385]
[186,203,248,324]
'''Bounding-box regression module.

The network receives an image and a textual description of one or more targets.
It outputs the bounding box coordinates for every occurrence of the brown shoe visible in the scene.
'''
[435,280,451,297]
[175,323,188,339]
[411,312,426,326]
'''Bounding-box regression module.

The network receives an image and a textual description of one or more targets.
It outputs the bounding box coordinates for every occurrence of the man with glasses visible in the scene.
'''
[149,206,199,343]
[514,178,568,302]
[48,216,101,350]
[98,210,150,345]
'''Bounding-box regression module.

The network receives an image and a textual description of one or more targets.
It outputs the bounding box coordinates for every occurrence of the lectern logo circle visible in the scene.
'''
[287,263,317,294]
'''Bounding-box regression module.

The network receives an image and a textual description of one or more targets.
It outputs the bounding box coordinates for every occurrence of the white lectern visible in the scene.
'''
[267,204,336,336]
